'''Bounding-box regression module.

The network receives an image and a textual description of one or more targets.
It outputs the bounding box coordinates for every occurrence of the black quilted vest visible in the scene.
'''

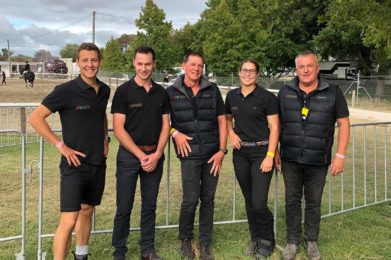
[278,77,337,165]
[167,75,219,159]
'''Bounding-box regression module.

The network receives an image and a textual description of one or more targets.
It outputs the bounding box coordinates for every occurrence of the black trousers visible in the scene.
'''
[178,158,219,247]
[282,160,328,244]
[233,147,274,242]
[112,147,164,256]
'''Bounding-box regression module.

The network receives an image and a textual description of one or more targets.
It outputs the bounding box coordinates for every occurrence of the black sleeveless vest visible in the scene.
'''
[167,76,219,159]
[279,77,337,165]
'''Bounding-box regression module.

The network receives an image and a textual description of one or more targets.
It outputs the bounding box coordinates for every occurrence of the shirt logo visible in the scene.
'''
[129,103,143,108]
[285,94,297,99]
[75,105,91,110]
[231,106,238,111]
[172,95,186,100]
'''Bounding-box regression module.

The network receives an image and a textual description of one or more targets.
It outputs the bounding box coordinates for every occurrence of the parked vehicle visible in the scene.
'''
[44,60,68,74]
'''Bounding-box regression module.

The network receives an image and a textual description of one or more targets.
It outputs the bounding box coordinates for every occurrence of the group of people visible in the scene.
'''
[28,42,350,260]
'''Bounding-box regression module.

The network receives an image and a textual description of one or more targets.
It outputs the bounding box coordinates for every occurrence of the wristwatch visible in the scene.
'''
[105,136,111,143]
[219,148,228,154]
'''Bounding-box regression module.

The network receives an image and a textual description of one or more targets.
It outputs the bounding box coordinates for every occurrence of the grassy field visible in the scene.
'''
[1,134,390,259]
[1,78,391,259]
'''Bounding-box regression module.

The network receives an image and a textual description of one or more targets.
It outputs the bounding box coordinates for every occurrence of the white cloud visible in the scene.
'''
[0,0,207,57]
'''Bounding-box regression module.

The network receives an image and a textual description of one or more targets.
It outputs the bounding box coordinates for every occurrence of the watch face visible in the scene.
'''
[220,148,227,154]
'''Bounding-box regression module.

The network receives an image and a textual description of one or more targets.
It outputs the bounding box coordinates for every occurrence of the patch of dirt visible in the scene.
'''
[1,78,391,124]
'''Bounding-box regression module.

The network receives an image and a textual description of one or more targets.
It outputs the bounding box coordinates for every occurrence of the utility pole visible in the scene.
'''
[92,10,96,44]
[7,39,11,77]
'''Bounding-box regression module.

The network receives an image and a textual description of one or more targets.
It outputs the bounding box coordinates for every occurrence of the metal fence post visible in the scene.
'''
[37,138,46,260]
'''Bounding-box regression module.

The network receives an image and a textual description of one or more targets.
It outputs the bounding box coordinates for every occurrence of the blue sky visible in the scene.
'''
[0,0,207,57]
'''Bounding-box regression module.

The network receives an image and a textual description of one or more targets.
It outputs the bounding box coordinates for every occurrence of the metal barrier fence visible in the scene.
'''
[0,122,390,259]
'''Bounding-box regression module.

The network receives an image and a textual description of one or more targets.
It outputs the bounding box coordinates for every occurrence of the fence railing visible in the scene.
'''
[1,121,390,259]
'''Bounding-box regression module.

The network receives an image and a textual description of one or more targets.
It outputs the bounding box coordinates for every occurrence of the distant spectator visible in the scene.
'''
[1,71,6,85]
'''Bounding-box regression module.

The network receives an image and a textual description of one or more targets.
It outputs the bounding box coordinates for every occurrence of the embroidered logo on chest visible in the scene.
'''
[129,103,143,108]
[75,105,91,110]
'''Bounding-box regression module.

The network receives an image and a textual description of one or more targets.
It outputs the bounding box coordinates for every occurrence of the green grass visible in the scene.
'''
[1,129,391,259]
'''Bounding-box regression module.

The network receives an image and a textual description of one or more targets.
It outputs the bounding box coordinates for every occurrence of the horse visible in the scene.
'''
[21,71,35,87]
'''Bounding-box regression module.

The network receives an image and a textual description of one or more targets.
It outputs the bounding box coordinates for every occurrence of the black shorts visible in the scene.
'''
[59,159,106,212]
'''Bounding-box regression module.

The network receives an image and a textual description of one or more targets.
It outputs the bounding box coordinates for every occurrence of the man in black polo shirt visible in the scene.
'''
[111,46,170,260]
[167,52,227,260]
[28,42,110,260]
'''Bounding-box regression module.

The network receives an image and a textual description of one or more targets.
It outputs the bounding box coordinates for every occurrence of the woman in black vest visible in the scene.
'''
[225,59,279,259]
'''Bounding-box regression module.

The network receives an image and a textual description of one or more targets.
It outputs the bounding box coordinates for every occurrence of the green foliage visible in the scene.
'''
[130,0,179,71]
[11,54,32,62]
[98,0,391,80]
[314,0,391,74]
[192,0,328,76]
[0,48,13,61]
[60,43,79,61]
[117,34,136,53]
[102,38,126,76]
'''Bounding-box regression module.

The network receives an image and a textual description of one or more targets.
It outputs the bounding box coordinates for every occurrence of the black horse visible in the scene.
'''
[21,71,35,87]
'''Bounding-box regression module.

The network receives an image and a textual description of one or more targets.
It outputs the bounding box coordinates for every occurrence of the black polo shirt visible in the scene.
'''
[42,75,110,165]
[111,77,169,146]
[225,85,279,142]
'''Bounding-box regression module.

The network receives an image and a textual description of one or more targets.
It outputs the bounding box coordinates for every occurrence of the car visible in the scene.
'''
[44,60,68,74]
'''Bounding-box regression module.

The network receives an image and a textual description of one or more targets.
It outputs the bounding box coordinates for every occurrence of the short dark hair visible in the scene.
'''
[295,50,318,67]
[240,59,259,73]
[183,51,204,64]
[77,42,101,60]
[134,46,156,61]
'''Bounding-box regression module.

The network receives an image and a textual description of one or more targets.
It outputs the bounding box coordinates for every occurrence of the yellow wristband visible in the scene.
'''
[170,127,176,135]
[266,151,275,158]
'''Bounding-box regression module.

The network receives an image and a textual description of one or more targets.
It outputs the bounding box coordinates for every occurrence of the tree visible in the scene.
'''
[202,0,242,74]
[117,34,136,53]
[60,43,79,61]
[196,0,327,79]
[12,54,31,62]
[0,48,13,61]
[33,50,54,62]
[314,0,391,100]
[172,23,198,60]
[129,0,179,71]
[102,37,125,76]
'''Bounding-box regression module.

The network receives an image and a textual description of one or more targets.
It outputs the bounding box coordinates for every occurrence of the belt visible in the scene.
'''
[240,141,269,147]
[137,145,157,152]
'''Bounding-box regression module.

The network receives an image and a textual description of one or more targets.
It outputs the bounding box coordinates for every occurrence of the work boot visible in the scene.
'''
[199,245,214,260]
[255,239,275,259]
[180,239,195,259]
[282,243,298,260]
[244,241,257,256]
[141,251,162,260]
[305,241,321,260]
[72,251,88,260]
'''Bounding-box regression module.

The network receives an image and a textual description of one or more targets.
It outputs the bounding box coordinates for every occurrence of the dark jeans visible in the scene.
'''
[233,147,274,242]
[178,158,219,247]
[282,160,328,244]
[112,147,164,256]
